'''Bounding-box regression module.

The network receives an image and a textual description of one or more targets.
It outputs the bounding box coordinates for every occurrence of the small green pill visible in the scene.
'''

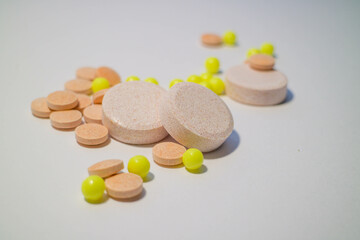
[128,155,150,178]
[260,42,274,55]
[144,77,159,85]
[209,77,225,95]
[223,31,236,45]
[92,77,110,93]
[126,76,140,82]
[246,48,260,58]
[81,175,105,202]
[200,73,213,82]
[187,75,202,84]
[169,79,183,88]
[182,148,204,170]
[205,57,220,74]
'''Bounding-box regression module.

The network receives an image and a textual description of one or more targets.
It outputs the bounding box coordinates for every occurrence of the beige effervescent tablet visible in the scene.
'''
[50,110,82,129]
[160,82,234,152]
[75,94,92,113]
[76,67,96,80]
[92,89,108,104]
[83,104,102,124]
[248,54,275,71]
[96,66,121,86]
[102,81,168,144]
[46,91,79,110]
[65,79,92,95]
[75,123,108,145]
[201,33,222,46]
[225,64,287,106]
[152,142,186,166]
[88,159,124,178]
[105,173,143,199]
[31,97,52,118]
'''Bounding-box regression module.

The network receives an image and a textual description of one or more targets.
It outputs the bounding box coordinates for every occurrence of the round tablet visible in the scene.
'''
[152,142,186,166]
[83,104,102,124]
[88,159,124,178]
[46,91,79,110]
[75,123,108,145]
[105,173,143,199]
[76,67,96,81]
[201,33,222,46]
[92,89,108,104]
[96,66,121,86]
[31,97,52,118]
[225,64,288,106]
[160,82,234,152]
[248,54,275,71]
[102,81,168,144]
[75,94,92,113]
[50,110,82,129]
[64,79,92,95]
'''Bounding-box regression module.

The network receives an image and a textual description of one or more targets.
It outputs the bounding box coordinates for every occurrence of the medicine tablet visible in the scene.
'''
[160,82,234,152]
[102,81,168,144]
[75,123,109,145]
[83,104,102,124]
[152,142,186,166]
[75,94,92,113]
[225,64,287,106]
[92,89,108,104]
[31,97,52,118]
[105,173,143,199]
[96,66,121,86]
[64,79,92,95]
[76,67,97,81]
[88,159,124,178]
[201,33,222,46]
[46,91,79,110]
[248,54,275,71]
[50,110,82,129]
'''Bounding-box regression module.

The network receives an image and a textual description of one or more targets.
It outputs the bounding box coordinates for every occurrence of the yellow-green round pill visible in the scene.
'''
[223,31,236,45]
[182,148,203,170]
[126,76,140,82]
[144,77,159,85]
[91,77,110,93]
[201,72,213,82]
[199,81,212,90]
[205,57,220,74]
[128,155,150,178]
[187,75,202,84]
[169,79,183,88]
[209,77,225,95]
[260,42,274,55]
[81,175,105,202]
[246,48,260,58]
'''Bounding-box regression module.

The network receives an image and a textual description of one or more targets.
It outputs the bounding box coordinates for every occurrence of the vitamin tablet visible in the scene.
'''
[201,33,222,46]
[92,77,110,93]
[187,75,202,84]
[31,97,52,118]
[199,81,212,90]
[200,72,213,81]
[182,148,203,170]
[246,48,260,58]
[105,173,143,199]
[65,79,92,95]
[76,67,97,81]
[169,79,183,88]
[127,155,150,178]
[144,77,158,85]
[83,104,103,124]
[81,175,106,202]
[225,64,287,106]
[75,94,92,113]
[126,76,140,82]
[96,66,121,86]
[260,42,274,55]
[75,123,109,146]
[160,82,234,152]
[50,110,82,129]
[248,54,275,71]
[209,77,225,95]
[102,81,168,144]
[92,89,108,104]
[88,159,124,178]
[46,91,79,110]
[223,31,236,45]
[152,142,186,166]
[205,57,220,74]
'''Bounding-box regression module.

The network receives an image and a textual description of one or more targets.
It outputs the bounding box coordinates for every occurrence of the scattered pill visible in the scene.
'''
[75,94,92,113]
[31,97,52,118]
[126,76,140,82]
[187,75,202,84]
[144,77,158,85]
[128,155,150,178]
[246,48,260,58]
[209,77,225,95]
[96,67,121,86]
[223,31,236,45]
[88,159,124,178]
[169,79,183,88]
[200,72,213,82]
[260,42,274,55]
[92,77,110,93]
[75,123,109,146]
[50,110,82,129]
[92,89,108,104]
[76,67,97,81]
[46,91,79,111]
[152,142,186,166]
[83,104,103,124]
[248,54,275,71]
[105,173,143,199]
[199,81,212,90]
[201,33,222,47]
[81,175,106,202]
[205,57,220,74]
[65,79,92,95]
[182,148,204,170]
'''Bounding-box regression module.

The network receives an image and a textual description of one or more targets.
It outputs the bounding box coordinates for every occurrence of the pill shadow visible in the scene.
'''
[280,89,294,104]
[143,172,155,183]
[111,189,147,202]
[84,193,109,205]
[204,130,240,160]
[186,165,207,174]
[77,138,111,148]
[155,162,184,169]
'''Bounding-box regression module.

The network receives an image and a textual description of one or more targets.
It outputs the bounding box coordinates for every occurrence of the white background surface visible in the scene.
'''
[1,0,360,239]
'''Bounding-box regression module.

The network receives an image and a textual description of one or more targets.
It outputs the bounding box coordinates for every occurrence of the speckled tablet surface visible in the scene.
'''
[102,81,168,144]
[160,82,234,152]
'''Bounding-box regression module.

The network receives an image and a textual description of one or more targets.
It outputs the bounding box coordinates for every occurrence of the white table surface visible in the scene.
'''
[1,0,359,239]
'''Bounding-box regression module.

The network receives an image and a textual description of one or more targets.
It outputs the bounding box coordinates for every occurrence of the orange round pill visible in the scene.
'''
[50,110,82,129]
[75,94,92,113]
[152,142,186,166]
[248,54,275,71]
[46,91,79,111]
[75,123,109,146]
[76,67,96,81]
[92,89,108,104]
[201,33,222,46]
[88,159,124,178]
[65,79,92,95]
[96,66,121,86]
[31,97,52,118]
[105,173,143,199]
[83,104,102,124]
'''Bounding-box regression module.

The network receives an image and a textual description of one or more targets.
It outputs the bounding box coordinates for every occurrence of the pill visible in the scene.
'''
[248,54,275,71]
[225,64,287,106]
[246,48,260,58]
[76,67,97,81]
[169,79,183,88]
[81,175,106,202]
[83,104,103,124]
[127,155,150,178]
[96,66,121,86]
[50,110,82,129]
[91,77,110,93]
[201,33,222,46]
[102,81,168,144]
[126,76,140,82]
[223,31,236,45]
[46,91,79,111]
[144,77,158,85]
[92,89,108,104]
[88,159,124,178]
[209,77,225,95]
[105,173,143,199]
[260,42,274,55]
[75,94,92,113]
[65,79,92,95]
[182,148,203,170]
[31,97,52,118]
[160,82,234,152]
[199,81,212,90]
[200,72,213,81]
[152,142,186,166]
[75,123,109,146]
[205,57,220,74]
[187,75,202,84]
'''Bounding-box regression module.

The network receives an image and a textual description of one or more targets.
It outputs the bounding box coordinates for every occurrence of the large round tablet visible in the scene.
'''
[225,64,288,106]
[102,81,168,144]
[160,82,234,152]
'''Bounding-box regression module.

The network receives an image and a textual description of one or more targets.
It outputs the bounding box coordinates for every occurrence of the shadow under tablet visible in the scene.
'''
[203,129,240,160]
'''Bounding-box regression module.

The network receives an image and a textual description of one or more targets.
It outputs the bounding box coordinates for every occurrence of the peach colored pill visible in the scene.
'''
[83,104,102,124]
[50,110,82,129]
[96,66,121,86]
[75,94,92,113]
[31,97,52,118]
[201,33,222,46]
[92,89,108,104]
[46,91,79,110]
[75,123,108,146]
[248,54,275,71]
[88,159,124,178]
[76,67,96,81]
[152,142,186,166]
[105,173,143,199]
[65,79,92,95]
